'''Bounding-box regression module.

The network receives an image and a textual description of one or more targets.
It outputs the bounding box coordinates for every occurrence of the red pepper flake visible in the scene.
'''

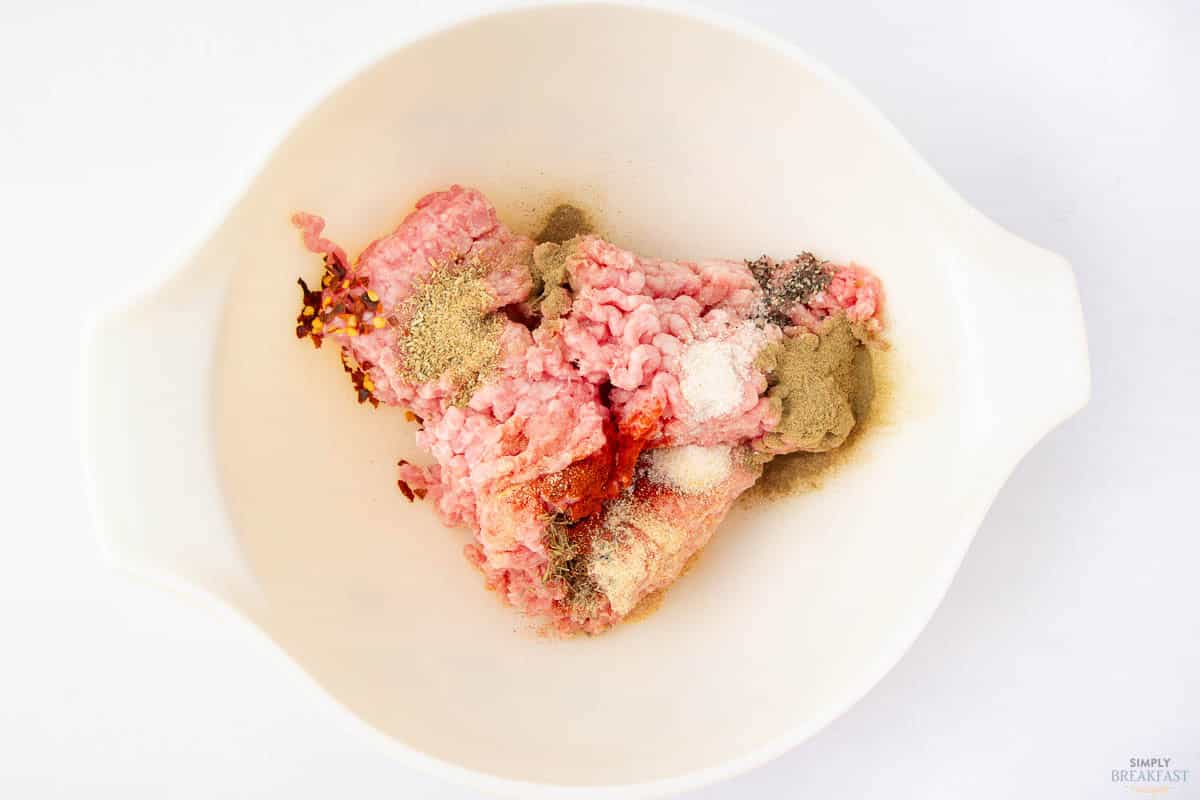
[395,459,428,500]
[296,247,396,399]
[328,257,346,281]
[339,353,379,407]
[294,278,326,346]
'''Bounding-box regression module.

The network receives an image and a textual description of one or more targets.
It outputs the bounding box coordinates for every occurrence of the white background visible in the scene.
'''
[2,0,1197,797]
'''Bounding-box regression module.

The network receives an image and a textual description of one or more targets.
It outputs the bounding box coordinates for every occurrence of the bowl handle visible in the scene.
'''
[81,263,264,614]
[951,212,1091,466]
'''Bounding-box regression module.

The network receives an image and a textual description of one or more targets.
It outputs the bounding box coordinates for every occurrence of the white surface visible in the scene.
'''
[83,4,1089,792]
[1,0,1196,797]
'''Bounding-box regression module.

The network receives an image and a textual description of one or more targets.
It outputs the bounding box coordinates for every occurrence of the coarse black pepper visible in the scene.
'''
[747,251,832,326]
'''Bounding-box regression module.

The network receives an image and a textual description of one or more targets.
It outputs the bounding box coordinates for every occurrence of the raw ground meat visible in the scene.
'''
[294,185,883,634]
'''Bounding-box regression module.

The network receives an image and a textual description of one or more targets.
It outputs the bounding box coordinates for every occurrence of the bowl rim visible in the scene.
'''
[80,1,1088,797]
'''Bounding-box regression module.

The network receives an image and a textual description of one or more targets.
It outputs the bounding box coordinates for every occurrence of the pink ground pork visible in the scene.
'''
[293,186,883,634]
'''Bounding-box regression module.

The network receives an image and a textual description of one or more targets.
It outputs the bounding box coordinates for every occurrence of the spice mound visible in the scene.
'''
[292,185,886,635]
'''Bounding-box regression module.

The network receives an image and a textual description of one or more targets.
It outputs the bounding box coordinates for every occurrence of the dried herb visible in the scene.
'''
[397,256,504,406]
[541,514,599,612]
[541,517,574,581]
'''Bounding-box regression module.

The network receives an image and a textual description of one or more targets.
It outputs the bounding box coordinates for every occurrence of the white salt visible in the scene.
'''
[679,325,761,421]
[647,445,733,494]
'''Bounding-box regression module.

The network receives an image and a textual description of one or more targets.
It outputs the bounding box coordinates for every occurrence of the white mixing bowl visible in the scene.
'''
[83,3,1089,797]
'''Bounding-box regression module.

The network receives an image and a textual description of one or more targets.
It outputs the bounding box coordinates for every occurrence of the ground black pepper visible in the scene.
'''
[747,252,832,326]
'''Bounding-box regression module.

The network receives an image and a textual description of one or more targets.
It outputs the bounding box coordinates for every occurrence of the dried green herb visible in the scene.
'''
[541,514,599,613]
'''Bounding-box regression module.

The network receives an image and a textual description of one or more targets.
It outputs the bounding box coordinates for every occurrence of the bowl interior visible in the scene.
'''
[213,4,968,787]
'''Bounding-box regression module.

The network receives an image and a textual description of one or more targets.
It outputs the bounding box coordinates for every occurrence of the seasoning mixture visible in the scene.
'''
[292,185,885,634]
[397,259,504,405]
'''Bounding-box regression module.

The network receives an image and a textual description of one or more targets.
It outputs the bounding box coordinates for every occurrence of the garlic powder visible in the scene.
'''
[646,445,732,494]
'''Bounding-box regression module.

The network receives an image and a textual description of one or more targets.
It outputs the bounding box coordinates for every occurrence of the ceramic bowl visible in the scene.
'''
[82,3,1089,797]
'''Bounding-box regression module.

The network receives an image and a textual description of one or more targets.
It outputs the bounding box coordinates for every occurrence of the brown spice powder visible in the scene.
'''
[755,315,864,453]
[745,340,887,502]
[534,203,593,244]
[528,240,576,321]
[398,259,504,406]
